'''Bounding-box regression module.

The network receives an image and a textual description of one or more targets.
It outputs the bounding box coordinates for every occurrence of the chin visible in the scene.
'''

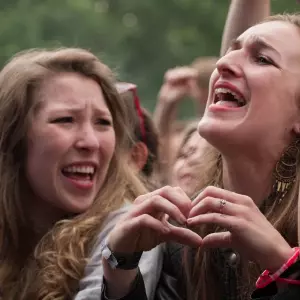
[61,198,94,214]
[198,117,241,154]
[198,117,220,142]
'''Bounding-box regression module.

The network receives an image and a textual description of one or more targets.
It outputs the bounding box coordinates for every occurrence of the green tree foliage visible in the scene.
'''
[0,0,299,115]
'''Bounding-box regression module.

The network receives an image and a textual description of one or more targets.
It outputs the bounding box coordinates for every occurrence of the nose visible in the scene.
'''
[180,155,195,170]
[186,154,197,166]
[216,51,243,78]
[75,123,99,152]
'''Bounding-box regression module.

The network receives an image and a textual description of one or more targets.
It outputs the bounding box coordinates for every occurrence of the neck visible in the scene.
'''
[221,153,277,206]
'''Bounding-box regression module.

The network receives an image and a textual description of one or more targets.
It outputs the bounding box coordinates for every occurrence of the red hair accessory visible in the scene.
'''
[115,82,146,142]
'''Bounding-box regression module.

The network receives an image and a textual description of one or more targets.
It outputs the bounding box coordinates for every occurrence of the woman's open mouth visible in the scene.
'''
[213,87,247,108]
[61,164,97,190]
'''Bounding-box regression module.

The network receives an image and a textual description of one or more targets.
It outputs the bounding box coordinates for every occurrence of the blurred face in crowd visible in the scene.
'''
[26,72,116,215]
[172,130,206,197]
[198,21,300,157]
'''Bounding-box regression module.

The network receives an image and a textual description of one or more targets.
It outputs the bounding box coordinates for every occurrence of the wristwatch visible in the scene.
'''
[101,238,143,270]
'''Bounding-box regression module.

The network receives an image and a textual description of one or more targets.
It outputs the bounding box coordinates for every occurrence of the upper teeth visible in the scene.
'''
[215,87,245,105]
[63,166,95,174]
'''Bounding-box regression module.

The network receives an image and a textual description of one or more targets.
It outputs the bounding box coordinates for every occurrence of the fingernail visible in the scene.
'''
[177,215,186,226]
[187,218,193,225]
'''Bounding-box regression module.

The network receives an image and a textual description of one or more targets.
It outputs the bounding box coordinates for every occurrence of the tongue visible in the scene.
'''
[215,100,239,108]
[63,172,91,181]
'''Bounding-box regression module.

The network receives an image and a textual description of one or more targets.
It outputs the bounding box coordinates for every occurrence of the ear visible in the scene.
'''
[130,142,149,172]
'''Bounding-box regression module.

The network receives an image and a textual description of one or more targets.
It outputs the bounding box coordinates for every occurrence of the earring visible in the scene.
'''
[272,139,300,203]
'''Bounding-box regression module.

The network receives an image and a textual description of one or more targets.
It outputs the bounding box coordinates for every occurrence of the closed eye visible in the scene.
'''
[187,148,197,156]
[177,151,188,159]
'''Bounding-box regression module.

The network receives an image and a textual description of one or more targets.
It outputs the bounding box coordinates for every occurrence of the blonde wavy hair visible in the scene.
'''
[187,14,300,300]
[0,48,147,299]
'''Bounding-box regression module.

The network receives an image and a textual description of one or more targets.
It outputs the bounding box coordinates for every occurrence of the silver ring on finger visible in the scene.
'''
[219,199,226,215]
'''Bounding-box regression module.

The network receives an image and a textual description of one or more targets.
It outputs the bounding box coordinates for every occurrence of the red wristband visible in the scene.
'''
[256,247,300,289]
[276,277,300,285]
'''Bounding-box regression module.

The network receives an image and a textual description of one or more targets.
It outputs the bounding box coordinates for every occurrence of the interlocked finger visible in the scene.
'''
[187,212,238,233]
[189,196,240,218]
[134,186,191,218]
[192,186,253,208]
[130,195,187,226]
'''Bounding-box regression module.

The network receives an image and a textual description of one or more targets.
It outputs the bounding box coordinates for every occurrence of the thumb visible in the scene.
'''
[201,231,232,248]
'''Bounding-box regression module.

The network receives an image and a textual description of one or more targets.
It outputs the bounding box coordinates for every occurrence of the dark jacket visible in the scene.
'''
[102,244,300,300]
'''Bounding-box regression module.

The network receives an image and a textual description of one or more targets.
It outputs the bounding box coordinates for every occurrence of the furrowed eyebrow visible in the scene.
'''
[228,36,280,57]
[250,36,280,56]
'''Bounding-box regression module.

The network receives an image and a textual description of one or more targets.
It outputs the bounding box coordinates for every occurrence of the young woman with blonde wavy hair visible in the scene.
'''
[0,48,161,300]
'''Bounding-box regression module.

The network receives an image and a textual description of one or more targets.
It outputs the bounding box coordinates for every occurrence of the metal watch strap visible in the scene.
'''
[101,238,143,270]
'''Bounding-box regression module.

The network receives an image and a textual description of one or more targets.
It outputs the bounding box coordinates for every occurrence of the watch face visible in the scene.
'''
[102,247,112,260]
[101,241,143,270]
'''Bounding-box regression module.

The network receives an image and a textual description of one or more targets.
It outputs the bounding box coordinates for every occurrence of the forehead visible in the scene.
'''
[36,73,110,112]
[239,21,300,67]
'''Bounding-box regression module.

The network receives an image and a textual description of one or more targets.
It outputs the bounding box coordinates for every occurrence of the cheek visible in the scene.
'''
[249,69,285,99]
[29,133,65,158]
[206,70,218,97]
[173,163,179,175]
[26,133,67,178]
[245,74,300,138]
[209,69,218,86]
[25,138,52,198]
[26,141,48,181]
[101,132,116,161]
[247,74,285,115]
[251,77,296,116]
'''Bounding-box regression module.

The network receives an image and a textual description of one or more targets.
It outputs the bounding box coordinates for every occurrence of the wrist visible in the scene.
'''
[256,247,300,289]
[103,258,138,299]
[102,237,143,270]
[265,246,294,273]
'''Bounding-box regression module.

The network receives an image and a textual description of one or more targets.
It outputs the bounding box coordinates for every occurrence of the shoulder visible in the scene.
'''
[74,203,132,299]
